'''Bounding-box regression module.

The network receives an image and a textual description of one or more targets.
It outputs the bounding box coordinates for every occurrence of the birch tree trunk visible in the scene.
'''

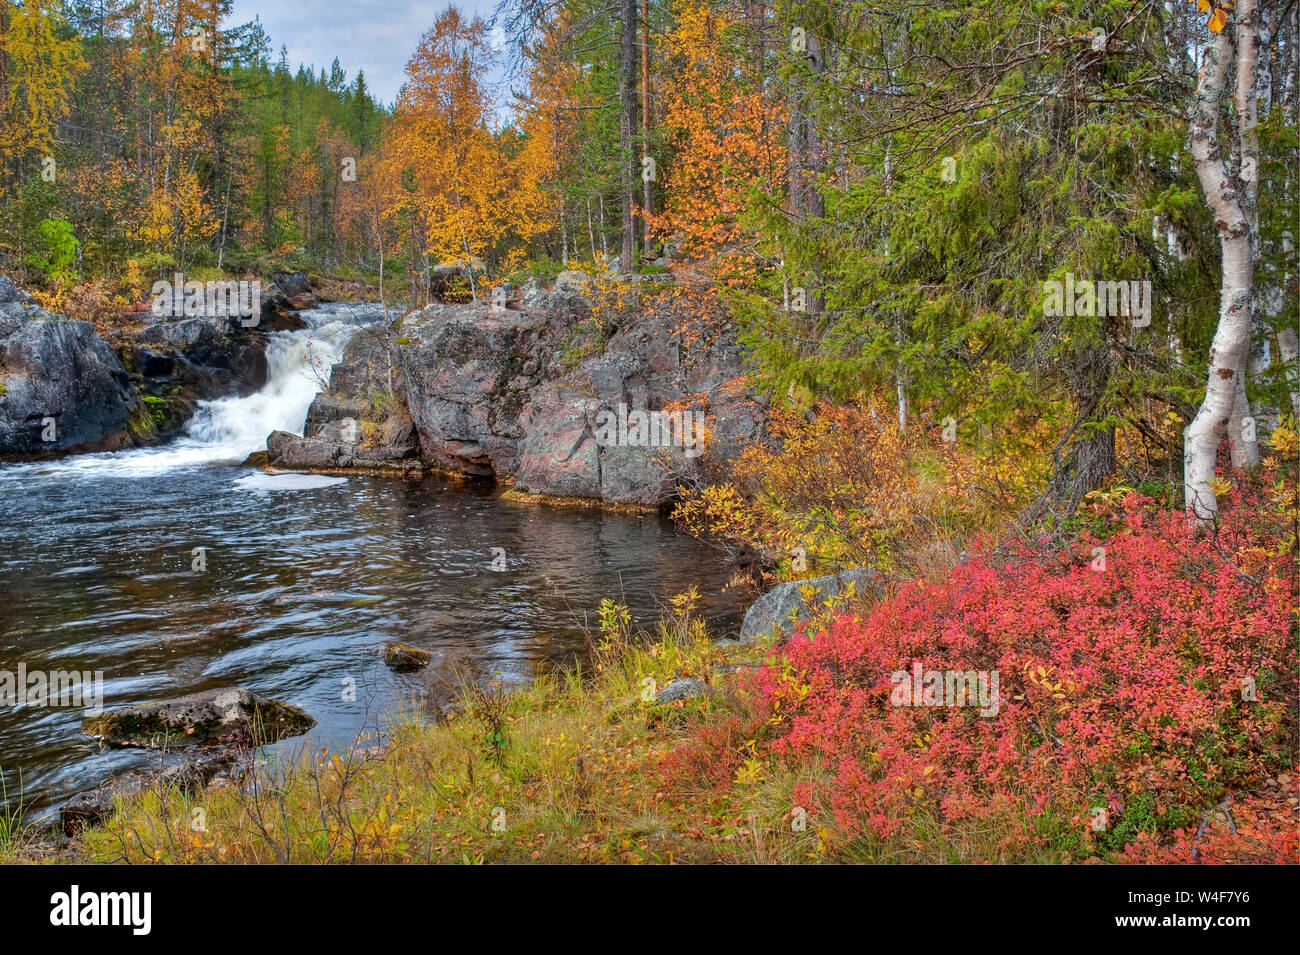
[1280,232,1300,416]
[1231,0,1263,466]
[1184,11,1258,523]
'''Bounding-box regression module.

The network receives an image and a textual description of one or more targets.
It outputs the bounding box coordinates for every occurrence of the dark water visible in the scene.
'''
[0,316,743,817]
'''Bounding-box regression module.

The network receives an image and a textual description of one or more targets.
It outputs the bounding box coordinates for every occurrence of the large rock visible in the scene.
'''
[82,687,315,748]
[265,281,765,505]
[60,752,232,833]
[737,569,881,643]
[396,284,765,507]
[655,677,713,703]
[431,257,485,280]
[0,285,136,454]
[0,275,31,304]
[115,311,269,441]
[271,270,312,299]
[60,774,150,834]
[265,324,421,473]
[260,271,317,317]
[129,315,268,397]
[400,304,547,477]
[265,424,420,471]
[553,270,590,291]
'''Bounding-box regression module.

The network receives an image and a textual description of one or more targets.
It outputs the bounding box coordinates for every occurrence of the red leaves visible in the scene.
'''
[741,473,1297,855]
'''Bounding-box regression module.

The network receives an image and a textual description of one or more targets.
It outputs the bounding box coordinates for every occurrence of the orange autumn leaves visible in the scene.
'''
[383,8,550,278]
[346,1,787,285]
[1194,0,1232,34]
[382,1,788,282]
[646,0,786,278]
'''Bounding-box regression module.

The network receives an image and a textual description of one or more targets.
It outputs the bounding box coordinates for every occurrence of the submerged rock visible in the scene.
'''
[384,641,432,671]
[737,569,881,644]
[60,774,150,834]
[82,687,315,748]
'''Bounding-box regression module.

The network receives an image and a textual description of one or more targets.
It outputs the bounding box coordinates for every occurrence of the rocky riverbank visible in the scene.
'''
[0,276,137,455]
[266,274,767,508]
[0,272,349,458]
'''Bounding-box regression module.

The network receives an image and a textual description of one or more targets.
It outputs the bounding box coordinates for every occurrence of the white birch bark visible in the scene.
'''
[1184,13,1257,521]
[1277,231,1300,418]
[1231,0,1263,466]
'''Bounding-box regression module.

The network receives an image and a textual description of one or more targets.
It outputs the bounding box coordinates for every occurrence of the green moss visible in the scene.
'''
[558,325,605,372]
[367,390,395,419]
[125,403,155,438]
[81,711,189,746]
[141,394,169,428]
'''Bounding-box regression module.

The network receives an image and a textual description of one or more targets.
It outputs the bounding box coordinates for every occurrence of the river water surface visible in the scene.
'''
[0,305,743,815]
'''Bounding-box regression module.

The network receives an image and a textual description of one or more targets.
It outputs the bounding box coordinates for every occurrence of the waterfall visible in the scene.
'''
[182,316,360,460]
[1,305,376,478]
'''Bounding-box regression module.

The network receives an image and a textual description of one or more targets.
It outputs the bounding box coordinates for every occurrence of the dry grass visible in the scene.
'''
[11,597,1064,865]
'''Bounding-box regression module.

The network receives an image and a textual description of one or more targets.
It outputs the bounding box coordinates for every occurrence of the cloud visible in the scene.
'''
[228,0,500,107]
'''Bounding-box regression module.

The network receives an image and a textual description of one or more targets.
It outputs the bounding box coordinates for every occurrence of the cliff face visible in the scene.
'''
[0,277,135,455]
[268,279,767,507]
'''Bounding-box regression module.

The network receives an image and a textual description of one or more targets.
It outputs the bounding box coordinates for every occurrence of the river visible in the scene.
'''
[0,304,743,815]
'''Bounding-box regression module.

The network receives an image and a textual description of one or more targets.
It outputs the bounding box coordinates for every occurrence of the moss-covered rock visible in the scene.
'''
[82,687,315,748]
[384,641,432,672]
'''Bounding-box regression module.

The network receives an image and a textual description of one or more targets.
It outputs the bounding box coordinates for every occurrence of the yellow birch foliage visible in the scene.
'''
[0,0,85,182]
[388,9,509,271]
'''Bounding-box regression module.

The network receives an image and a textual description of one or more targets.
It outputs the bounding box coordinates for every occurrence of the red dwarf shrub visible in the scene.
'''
[1116,776,1300,864]
[735,471,1298,860]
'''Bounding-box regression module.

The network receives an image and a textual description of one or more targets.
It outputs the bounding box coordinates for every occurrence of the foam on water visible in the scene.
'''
[234,472,348,491]
[0,305,377,480]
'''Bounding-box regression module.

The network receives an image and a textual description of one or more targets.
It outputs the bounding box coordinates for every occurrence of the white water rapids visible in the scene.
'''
[5,305,376,479]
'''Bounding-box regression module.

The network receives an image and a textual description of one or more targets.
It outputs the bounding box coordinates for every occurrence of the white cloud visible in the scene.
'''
[228,0,502,107]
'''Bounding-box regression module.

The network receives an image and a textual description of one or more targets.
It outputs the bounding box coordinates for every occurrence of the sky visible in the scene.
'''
[228,0,505,108]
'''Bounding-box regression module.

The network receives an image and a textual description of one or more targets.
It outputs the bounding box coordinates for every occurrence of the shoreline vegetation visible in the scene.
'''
[4,460,1297,865]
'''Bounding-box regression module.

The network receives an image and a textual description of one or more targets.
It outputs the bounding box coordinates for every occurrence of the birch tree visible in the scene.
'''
[1184,0,1267,522]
